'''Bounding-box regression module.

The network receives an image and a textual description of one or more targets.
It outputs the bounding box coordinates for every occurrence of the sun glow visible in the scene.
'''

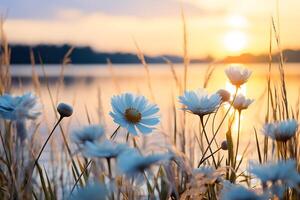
[224,31,248,53]
[227,15,248,28]
[226,81,247,98]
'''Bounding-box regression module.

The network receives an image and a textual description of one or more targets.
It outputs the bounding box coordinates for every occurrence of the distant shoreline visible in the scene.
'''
[6,44,300,64]
[9,61,300,65]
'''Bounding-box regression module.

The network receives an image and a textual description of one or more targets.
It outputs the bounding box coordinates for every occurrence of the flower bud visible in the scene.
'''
[217,89,231,102]
[57,103,73,118]
[232,94,253,112]
[221,140,228,150]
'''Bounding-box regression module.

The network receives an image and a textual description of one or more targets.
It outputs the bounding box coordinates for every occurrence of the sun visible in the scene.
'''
[223,31,247,53]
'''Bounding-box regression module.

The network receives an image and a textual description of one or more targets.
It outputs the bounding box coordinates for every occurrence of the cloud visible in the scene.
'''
[2,0,300,58]
[0,0,226,20]
[2,10,270,58]
[4,12,183,55]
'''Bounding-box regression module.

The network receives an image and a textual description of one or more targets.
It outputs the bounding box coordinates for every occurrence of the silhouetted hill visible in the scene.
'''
[222,49,300,63]
[7,44,191,64]
[4,44,300,64]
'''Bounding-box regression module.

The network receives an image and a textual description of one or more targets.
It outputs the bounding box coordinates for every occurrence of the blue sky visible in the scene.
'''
[1,0,300,58]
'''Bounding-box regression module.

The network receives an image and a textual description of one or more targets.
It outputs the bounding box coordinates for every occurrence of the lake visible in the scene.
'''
[9,63,300,162]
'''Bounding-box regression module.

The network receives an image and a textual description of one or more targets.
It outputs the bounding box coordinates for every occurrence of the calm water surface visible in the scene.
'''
[9,63,300,162]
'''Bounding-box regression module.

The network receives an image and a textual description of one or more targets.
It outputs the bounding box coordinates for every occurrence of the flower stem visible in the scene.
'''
[143,170,154,197]
[126,132,130,142]
[234,110,241,167]
[33,116,63,168]
[200,116,217,168]
[69,159,93,197]
[107,158,112,179]
[198,147,222,166]
[107,158,115,200]
[0,129,14,179]
[198,88,238,168]
[110,125,121,140]
[211,104,221,133]
[211,106,222,147]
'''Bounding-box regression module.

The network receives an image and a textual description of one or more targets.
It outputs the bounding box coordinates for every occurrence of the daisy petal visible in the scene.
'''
[127,124,138,136]
[136,123,153,134]
[140,117,160,126]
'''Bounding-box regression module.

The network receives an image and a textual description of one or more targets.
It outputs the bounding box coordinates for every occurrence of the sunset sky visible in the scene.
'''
[0,0,300,59]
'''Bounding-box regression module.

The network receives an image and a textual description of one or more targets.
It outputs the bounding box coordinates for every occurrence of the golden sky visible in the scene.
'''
[1,0,300,59]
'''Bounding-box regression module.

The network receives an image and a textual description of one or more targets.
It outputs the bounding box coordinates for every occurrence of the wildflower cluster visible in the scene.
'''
[0,65,300,200]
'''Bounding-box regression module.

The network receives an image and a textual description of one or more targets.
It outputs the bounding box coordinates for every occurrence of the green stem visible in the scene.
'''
[211,105,221,133]
[234,110,241,168]
[197,88,238,168]
[69,159,93,197]
[211,106,221,148]
[110,126,121,140]
[107,158,112,179]
[143,170,154,197]
[283,141,287,160]
[126,132,130,142]
[33,116,63,168]
[197,115,210,153]
[107,158,115,200]
[198,147,222,166]
[0,129,15,184]
[200,116,217,168]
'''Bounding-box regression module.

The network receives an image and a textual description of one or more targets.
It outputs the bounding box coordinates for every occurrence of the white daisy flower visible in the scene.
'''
[83,140,128,159]
[71,182,109,200]
[221,181,267,200]
[262,119,298,142]
[248,160,300,187]
[0,92,42,120]
[225,66,252,87]
[178,89,221,117]
[71,125,105,145]
[232,94,253,112]
[117,149,171,176]
[110,93,160,136]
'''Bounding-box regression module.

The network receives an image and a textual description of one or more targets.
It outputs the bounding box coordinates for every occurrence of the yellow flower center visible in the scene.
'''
[125,108,142,123]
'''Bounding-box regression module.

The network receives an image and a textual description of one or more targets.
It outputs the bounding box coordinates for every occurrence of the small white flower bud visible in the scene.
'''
[232,94,253,112]
[217,89,231,102]
[221,140,228,150]
[57,103,73,118]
